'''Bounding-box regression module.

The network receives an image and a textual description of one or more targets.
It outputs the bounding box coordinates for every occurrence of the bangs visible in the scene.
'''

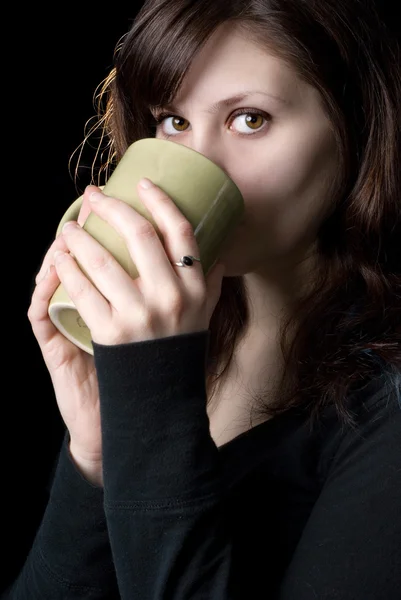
[114,0,244,128]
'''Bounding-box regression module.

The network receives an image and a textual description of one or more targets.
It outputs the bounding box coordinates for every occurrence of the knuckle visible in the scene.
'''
[165,290,185,316]
[135,307,153,330]
[27,293,39,322]
[134,222,157,239]
[177,219,194,239]
[88,252,112,272]
[27,304,35,322]
[68,279,91,302]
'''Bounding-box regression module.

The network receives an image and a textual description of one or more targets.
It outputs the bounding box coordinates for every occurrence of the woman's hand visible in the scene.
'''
[27,196,103,486]
[54,179,225,347]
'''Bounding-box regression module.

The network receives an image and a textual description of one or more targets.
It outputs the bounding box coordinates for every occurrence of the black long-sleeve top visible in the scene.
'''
[6,330,401,599]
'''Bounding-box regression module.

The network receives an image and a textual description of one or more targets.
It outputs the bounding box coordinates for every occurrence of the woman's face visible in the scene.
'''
[152,23,339,277]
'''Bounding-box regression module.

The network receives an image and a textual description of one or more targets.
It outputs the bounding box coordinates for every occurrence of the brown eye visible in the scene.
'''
[171,117,189,132]
[244,114,264,129]
[228,111,269,134]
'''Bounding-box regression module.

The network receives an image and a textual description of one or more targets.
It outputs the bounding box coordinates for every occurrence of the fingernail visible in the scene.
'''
[62,221,79,233]
[89,191,104,202]
[139,178,153,190]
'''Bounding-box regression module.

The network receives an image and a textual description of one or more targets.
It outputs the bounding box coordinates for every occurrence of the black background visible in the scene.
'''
[3,2,400,593]
[4,9,138,590]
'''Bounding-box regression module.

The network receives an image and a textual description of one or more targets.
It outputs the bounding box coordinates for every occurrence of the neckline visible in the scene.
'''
[217,407,301,453]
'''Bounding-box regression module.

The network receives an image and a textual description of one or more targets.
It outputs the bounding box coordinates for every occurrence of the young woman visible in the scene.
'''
[9,0,400,598]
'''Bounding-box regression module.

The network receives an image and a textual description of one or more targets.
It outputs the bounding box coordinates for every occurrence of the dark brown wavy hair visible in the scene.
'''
[73,0,401,431]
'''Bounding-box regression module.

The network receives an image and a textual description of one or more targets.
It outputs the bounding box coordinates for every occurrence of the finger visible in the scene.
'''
[35,235,69,285]
[78,185,106,226]
[60,221,142,311]
[28,265,63,345]
[35,187,94,286]
[52,247,123,334]
[136,179,203,285]
[86,186,180,290]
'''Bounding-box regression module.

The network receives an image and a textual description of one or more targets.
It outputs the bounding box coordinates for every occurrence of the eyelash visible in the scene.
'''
[150,108,271,138]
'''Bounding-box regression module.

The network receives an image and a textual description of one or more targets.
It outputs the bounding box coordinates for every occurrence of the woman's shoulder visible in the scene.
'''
[317,368,401,481]
[350,367,401,417]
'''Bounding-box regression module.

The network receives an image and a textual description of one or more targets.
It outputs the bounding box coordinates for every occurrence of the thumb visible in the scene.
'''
[205,260,226,321]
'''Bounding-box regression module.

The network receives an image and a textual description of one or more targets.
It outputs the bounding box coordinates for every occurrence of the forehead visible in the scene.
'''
[173,24,302,107]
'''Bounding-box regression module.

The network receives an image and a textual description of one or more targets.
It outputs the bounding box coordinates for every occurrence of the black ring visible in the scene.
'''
[174,255,201,267]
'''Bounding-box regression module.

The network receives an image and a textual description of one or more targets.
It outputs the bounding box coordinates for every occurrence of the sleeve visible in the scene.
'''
[6,430,120,600]
[93,331,236,600]
[93,330,401,600]
[277,380,401,600]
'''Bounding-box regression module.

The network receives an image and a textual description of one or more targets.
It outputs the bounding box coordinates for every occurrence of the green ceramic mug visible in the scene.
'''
[48,137,244,354]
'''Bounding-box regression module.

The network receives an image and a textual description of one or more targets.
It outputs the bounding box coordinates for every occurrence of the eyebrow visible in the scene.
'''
[151,91,288,116]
